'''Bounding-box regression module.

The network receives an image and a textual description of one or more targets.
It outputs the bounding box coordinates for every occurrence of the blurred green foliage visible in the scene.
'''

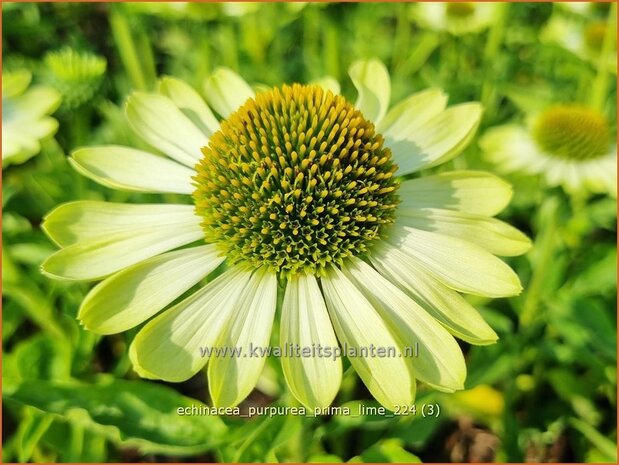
[2,2,616,463]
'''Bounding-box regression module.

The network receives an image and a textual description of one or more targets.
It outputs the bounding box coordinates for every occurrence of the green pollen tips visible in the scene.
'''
[193,84,400,277]
[532,105,610,162]
[446,2,475,18]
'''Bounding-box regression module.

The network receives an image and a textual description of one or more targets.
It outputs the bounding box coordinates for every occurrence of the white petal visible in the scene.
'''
[398,171,513,216]
[41,202,202,280]
[387,226,523,297]
[309,76,341,95]
[479,125,540,173]
[343,257,466,391]
[321,267,415,411]
[70,146,195,194]
[348,59,391,123]
[208,268,278,407]
[281,274,342,409]
[126,92,208,167]
[3,70,32,98]
[12,87,61,118]
[159,76,220,135]
[371,246,498,345]
[390,103,483,175]
[79,245,225,334]
[378,88,448,138]
[396,207,531,256]
[42,201,199,246]
[203,68,255,119]
[130,266,251,382]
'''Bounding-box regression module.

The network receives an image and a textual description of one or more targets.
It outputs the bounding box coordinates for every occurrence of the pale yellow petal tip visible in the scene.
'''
[426,376,466,393]
[350,57,386,69]
[67,153,88,176]
[124,91,153,114]
[158,75,179,91]
[379,392,417,413]
[460,101,484,121]
[469,334,499,346]
[205,67,238,87]
[298,398,337,411]
[76,316,106,336]
[39,258,74,282]
[287,384,340,411]
[128,341,160,380]
[208,382,247,409]
[519,235,534,255]
[76,307,114,336]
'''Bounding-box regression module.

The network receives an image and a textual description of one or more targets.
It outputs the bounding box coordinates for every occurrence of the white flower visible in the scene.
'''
[411,2,498,35]
[43,59,529,410]
[541,14,617,72]
[2,70,61,166]
[480,104,617,197]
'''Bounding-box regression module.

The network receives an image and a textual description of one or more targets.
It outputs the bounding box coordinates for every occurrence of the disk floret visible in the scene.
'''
[533,105,610,161]
[193,84,399,276]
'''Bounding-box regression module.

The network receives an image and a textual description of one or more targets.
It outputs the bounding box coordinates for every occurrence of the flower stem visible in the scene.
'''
[323,20,340,80]
[520,196,560,328]
[480,3,507,122]
[590,2,616,112]
[392,3,411,72]
[108,4,150,91]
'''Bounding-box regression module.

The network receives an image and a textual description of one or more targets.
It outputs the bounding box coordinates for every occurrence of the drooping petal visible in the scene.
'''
[203,67,255,119]
[281,274,342,409]
[130,266,252,382]
[208,268,278,407]
[79,245,225,334]
[396,207,532,256]
[398,171,513,217]
[390,103,483,175]
[387,226,523,298]
[70,146,195,194]
[348,59,391,123]
[321,266,415,411]
[159,76,220,136]
[343,257,466,391]
[125,92,208,167]
[371,245,498,345]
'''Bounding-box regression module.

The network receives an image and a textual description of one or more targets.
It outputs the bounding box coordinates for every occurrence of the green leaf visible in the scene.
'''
[547,369,600,426]
[393,414,444,448]
[3,248,67,339]
[41,420,109,462]
[549,297,616,361]
[220,414,302,462]
[14,407,55,463]
[566,246,617,297]
[6,333,72,381]
[569,417,617,463]
[350,439,422,463]
[309,453,344,462]
[3,376,227,455]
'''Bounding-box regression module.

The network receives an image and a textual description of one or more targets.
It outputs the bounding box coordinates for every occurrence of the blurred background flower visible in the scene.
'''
[411,2,498,35]
[480,104,617,196]
[2,69,61,166]
[43,47,107,111]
